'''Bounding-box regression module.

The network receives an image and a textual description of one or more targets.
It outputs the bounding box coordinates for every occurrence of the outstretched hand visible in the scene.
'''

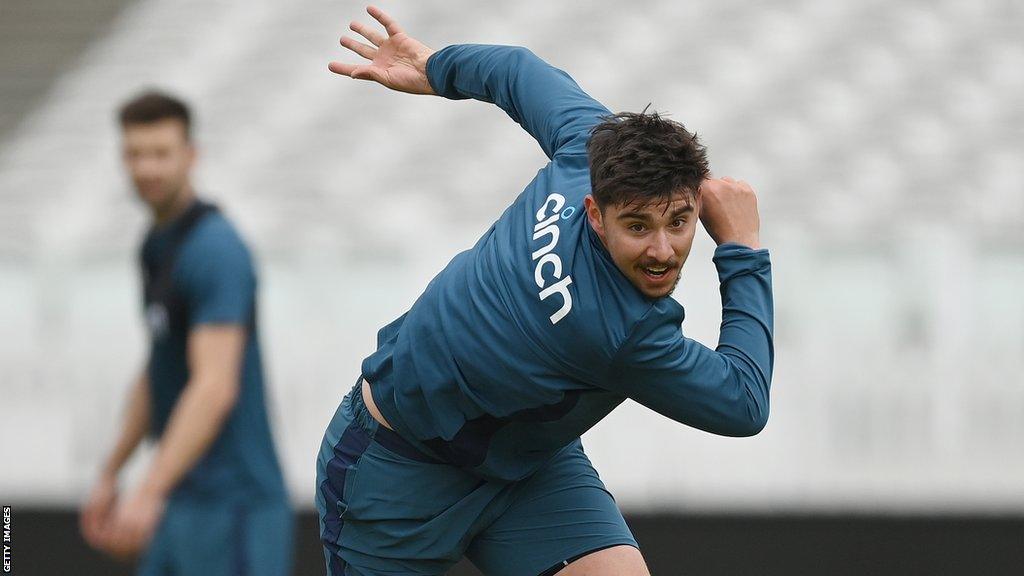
[329,6,436,95]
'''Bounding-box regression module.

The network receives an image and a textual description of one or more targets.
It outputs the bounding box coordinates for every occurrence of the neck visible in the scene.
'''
[153,185,195,227]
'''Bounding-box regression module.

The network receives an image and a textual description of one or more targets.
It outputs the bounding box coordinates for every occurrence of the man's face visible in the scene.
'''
[585,192,699,299]
[121,119,194,212]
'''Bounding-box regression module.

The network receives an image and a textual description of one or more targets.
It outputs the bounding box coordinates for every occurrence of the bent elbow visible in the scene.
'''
[215,380,241,414]
[712,389,769,437]
[699,399,768,438]
[192,375,241,416]
[725,362,771,437]
[731,409,769,437]
[506,46,537,62]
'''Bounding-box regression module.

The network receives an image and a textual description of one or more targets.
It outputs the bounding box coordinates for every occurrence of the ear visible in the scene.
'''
[584,195,605,240]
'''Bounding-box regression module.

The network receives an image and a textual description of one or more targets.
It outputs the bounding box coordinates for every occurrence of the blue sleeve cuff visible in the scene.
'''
[712,243,771,283]
[426,45,470,100]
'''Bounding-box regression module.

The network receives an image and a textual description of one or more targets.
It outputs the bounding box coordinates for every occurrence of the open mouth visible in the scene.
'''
[640,265,673,282]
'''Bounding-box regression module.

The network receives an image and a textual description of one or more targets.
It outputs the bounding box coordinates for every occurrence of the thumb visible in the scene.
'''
[351,66,387,84]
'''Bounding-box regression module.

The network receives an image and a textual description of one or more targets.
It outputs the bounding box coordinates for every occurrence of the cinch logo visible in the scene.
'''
[532,193,574,324]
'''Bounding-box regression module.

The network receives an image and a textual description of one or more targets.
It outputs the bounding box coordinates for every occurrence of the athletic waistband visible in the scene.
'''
[351,378,442,464]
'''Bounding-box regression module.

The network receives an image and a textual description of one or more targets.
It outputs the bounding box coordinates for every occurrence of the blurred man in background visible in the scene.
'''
[80,91,293,575]
[315,7,772,576]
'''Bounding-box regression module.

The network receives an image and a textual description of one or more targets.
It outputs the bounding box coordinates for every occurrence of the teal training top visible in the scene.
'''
[141,203,287,503]
[360,45,774,482]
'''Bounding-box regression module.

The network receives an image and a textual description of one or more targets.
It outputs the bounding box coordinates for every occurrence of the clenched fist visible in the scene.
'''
[699,177,761,250]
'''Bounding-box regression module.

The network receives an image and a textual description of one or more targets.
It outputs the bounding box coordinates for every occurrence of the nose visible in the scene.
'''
[646,231,673,263]
[135,156,162,177]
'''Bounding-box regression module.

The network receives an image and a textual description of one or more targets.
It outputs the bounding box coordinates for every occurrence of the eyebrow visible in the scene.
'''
[617,204,694,221]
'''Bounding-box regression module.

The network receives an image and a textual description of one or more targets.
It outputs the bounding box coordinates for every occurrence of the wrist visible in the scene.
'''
[420,48,438,95]
[717,234,759,250]
[137,475,171,501]
[417,48,435,74]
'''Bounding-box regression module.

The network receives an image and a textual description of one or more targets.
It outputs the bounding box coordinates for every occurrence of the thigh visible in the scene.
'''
[135,500,236,576]
[550,545,649,576]
[243,499,294,576]
[467,440,639,576]
[316,391,505,576]
[150,498,291,576]
[161,501,244,576]
[136,512,175,576]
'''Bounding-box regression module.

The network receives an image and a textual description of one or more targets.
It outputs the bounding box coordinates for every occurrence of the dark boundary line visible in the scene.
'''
[8,509,1023,575]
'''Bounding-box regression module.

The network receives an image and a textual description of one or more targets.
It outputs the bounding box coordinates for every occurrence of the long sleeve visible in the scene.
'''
[426,44,611,159]
[607,244,775,436]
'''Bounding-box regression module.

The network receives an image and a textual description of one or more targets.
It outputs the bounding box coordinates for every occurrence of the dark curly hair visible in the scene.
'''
[118,90,192,140]
[587,108,709,210]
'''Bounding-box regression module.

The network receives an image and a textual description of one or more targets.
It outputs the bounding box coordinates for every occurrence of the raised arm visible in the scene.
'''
[427,45,609,158]
[609,178,774,436]
[329,6,609,158]
[611,245,773,436]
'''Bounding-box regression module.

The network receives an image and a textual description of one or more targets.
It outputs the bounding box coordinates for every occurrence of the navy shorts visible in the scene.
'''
[137,496,293,576]
[315,384,637,576]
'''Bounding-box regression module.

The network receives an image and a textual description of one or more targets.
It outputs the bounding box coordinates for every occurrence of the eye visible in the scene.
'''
[628,223,645,233]
[670,218,686,228]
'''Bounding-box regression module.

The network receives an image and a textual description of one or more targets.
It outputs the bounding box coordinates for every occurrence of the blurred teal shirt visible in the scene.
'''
[141,207,287,503]
[360,45,775,482]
